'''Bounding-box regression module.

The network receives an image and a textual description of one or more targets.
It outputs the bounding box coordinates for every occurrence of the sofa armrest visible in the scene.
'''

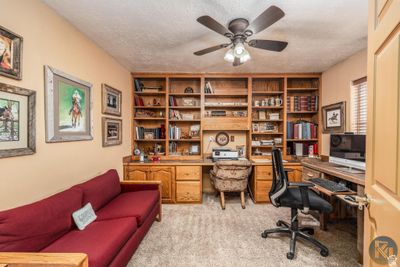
[120,180,162,222]
[0,253,88,266]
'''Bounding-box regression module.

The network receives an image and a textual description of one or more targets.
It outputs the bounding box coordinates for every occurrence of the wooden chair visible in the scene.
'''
[210,160,252,209]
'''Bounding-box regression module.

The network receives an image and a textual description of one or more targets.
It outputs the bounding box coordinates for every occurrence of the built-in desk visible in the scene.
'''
[122,156,302,204]
[301,158,365,262]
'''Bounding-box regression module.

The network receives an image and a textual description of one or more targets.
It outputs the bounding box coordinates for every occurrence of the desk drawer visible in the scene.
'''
[255,180,272,202]
[176,181,201,203]
[302,167,321,181]
[176,166,201,181]
[255,166,273,181]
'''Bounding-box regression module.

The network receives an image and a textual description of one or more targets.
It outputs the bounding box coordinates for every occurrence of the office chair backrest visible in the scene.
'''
[269,148,288,207]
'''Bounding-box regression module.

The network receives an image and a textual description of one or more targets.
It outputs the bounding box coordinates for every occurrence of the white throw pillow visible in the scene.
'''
[72,203,97,230]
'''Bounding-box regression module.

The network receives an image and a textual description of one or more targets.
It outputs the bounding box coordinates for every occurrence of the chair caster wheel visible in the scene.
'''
[286,252,294,260]
[261,232,268,238]
[276,221,282,227]
[307,229,314,235]
[320,249,329,257]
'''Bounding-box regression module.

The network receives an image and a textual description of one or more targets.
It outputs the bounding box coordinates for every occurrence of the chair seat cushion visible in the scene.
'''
[279,188,333,213]
[42,217,137,267]
[96,191,159,226]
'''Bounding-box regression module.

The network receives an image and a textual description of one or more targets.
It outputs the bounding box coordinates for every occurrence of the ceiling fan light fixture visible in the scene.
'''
[224,48,235,63]
[240,50,251,63]
[233,42,245,57]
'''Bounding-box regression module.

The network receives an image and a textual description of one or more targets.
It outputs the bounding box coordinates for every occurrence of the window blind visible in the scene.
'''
[351,77,367,134]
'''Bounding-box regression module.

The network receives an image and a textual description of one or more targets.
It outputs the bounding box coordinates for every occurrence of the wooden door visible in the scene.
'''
[364,0,400,265]
[149,166,175,203]
[124,166,149,181]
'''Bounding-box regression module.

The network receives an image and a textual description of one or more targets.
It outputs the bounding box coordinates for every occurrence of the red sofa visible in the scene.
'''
[0,169,161,267]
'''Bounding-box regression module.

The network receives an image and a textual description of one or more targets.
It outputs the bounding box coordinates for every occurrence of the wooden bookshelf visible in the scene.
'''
[131,73,320,160]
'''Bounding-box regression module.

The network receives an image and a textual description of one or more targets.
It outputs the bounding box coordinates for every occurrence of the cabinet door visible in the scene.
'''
[287,166,303,182]
[124,166,149,181]
[149,166,175,203]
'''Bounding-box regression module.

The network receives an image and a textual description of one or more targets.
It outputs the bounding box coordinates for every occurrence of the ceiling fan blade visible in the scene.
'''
[233,57,243,67]
[248,39,288,52]
[197,16,233,37]
[249,6,285,34]
[194,44,230,56]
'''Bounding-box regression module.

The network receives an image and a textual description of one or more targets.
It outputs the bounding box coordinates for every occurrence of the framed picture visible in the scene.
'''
[189,144,199,155]
[45,65,93,142]
[0,26,23,80]
[0,82,35,158]
[102,117,122,147]
[322,101,346,133]
[102,84,121,116]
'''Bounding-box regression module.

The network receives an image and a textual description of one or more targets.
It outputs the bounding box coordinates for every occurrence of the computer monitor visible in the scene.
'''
[329,134,366,171]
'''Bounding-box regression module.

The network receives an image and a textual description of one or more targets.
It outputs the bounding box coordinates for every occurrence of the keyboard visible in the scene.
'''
[308,178,350,192]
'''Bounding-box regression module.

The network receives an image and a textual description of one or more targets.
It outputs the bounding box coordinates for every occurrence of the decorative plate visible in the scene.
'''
[184,87,194,93]
[216,132,229,146]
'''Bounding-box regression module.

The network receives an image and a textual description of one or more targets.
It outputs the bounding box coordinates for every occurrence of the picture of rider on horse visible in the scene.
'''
[58,82,86,132]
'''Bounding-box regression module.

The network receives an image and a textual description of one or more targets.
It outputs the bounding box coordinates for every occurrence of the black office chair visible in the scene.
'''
[261,148,332,260]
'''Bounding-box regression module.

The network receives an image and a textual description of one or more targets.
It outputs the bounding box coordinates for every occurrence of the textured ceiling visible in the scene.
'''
[43,0,368,73]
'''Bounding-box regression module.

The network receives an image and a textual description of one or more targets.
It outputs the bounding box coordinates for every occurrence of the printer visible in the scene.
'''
[212,148,239,161]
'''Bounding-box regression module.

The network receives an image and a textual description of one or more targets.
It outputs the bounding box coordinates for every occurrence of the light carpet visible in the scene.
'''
[128,194,360,267]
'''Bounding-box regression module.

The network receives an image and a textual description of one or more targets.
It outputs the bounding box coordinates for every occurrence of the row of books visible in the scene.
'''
[287,143,319,157]
[286,121,318,140]
[134,95,145,106]
[286,95,319,112]
[169,96,178,106]
[204,82,215,94]
[135,126,163,140]
[168,125,182,140]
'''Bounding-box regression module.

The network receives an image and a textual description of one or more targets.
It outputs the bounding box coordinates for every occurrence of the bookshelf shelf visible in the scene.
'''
[252,132,284,135]
[134,139,166,142]
[287,88,319,91]
[287,139,318,142]
[169,106,201,109]
[169,139,201,142]
[252,91,284,95]
[252,145,283,148]
[133,117,165,120]
[169,119,201,122]
[252,106,283,109]
[252,119,283,122]
[205,105,248,108]
[287,111,318,114]
[169,93,201,96]
[134,106,166,109]
[205,93,248,97]
[134,91,166,95]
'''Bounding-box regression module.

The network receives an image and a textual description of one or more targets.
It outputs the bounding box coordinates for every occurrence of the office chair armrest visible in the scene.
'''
[289,182,314,213]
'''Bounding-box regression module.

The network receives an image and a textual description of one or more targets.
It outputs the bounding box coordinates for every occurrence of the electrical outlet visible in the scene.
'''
[230,135,235,142]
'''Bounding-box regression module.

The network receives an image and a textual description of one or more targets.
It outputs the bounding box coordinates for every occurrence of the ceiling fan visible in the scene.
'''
[194,5,288,66]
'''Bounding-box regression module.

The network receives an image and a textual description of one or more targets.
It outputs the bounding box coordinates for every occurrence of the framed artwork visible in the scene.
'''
[0,26,23,80]
[102,84,122,116]
[322,101,346,133]
[0,82,35,158]
[45,65,93,142]
[102,117,122,147]
[215,132,229,146]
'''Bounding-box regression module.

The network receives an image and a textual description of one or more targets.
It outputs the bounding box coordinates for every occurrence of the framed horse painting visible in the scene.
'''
[322,101,346,133]
[0,82,35,158]
[44,65,93,142]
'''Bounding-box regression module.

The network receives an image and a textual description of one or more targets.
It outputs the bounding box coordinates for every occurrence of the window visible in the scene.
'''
[351,77,367,134]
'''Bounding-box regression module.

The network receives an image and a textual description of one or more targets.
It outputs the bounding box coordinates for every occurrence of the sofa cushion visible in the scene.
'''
[75,169,121,211]
[96,190,159,226]
[42,217,137,267]
[0,187,83,252]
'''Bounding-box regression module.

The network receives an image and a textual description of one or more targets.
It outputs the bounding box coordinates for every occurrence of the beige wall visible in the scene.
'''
[0,0,131,210]
[321,49,367,156]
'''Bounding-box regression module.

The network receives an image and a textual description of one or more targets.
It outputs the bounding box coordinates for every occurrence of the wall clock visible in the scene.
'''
[215,132,229,146]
